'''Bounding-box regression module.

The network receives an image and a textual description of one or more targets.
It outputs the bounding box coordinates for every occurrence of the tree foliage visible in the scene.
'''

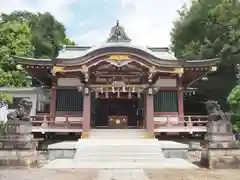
[0,92,12,103]
[1,11,75,58]
[171,0,240,61]
[227,85,240,113]
[0,21,33,87]
[0,11,75,89]
[171,0,240,110]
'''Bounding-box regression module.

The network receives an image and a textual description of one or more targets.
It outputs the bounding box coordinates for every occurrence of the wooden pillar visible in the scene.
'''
[145,92,154,135]
[177,76,184,120]
[50,85,57,121]
[82,94,91,138]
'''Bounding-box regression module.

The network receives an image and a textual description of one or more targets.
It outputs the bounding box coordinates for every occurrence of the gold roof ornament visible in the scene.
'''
[81,65,88,72]
[108,55,129,61]
[16,64,23,70]
[210,66,217,72]
[149,66,156,73]
[52,66,64,74]
[173,68,184,76]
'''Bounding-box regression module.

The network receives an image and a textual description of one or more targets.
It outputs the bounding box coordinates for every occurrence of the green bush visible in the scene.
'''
[231,115,240,132]
[228,85,240,113]
[0,121,7,136]
[0,92,12,104]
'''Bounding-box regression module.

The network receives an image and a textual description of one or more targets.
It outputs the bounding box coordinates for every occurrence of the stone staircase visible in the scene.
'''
[74,139,167,168]
[88,129,148,139]
[42,129,197,168]
[73,129,166,168]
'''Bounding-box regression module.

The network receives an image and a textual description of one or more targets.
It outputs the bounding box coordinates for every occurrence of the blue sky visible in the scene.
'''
[1,0,189,46]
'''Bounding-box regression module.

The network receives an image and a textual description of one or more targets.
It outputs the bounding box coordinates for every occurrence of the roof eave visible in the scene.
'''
[13,56,53,66]
[182,57,221,67]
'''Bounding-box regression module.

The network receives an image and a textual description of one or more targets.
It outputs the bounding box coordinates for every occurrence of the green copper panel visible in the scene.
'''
[154,91,178,112]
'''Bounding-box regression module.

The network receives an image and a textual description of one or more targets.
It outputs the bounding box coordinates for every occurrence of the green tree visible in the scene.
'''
[171,0,240,109]
[64,37,76,45]
[1,11,75,58]
[228,85,240,113]
[0,92,12,103]
[0,21,33,87]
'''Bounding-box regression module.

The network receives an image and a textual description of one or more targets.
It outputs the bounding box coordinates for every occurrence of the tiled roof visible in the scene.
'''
[57,42,177,60]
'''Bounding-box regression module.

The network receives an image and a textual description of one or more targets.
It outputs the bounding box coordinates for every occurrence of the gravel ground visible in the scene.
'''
[0,169,240,180]
[0,169,99,180]
[144,169,240,180]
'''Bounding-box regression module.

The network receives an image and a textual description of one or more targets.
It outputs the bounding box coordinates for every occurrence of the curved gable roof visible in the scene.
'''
[57,42,177,61]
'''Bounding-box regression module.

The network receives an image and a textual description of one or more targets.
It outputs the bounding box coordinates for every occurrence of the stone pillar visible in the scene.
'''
[82,94,91,138]
[50,86,56,121]
[145,93,154,135]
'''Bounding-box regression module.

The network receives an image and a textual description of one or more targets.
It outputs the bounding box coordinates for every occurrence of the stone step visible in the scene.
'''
[77,139,159,145]
[74,153,165,159]
[75,152,164,156]
[89,129,147,139]
[90,129,146,132]
[89,136,146,139]
[76,146,162,153]
[74,157,165,162]
[42,158,198,169]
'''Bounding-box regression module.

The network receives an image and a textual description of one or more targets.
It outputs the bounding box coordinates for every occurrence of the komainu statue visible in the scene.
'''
[204,100,230,122]
[7,99,32,122]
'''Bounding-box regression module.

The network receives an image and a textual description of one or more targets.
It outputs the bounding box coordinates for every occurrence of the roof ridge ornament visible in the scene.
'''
[107,20,131,43]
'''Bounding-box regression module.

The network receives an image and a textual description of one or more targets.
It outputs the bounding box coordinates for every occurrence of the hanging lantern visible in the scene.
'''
[106,90,109,98]
[132,86,135,93]
[128,91,131,99]
[123,85,126,92]
[117,88,120,98]
[112,86,115,93]
[84,87,89,95]
[148,88,153,95]
[137,91,140,98]
[95,91,99,98]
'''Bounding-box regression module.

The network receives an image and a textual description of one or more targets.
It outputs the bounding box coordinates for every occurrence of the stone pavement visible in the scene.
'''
[1,168,240,180]
[96,169,150,180]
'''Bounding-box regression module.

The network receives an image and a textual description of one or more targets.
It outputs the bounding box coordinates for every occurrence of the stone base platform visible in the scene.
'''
[200,141,240,169]
[42,158,197,169]
[43,139,195,169]
[0,149,38,166]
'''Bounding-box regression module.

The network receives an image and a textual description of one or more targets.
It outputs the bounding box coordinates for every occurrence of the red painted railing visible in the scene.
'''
[154,115,208,133]
[30,115,83,129]
[29,114,208,133]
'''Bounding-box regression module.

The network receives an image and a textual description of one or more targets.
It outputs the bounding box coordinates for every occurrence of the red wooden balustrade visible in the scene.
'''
[154,115,208,133]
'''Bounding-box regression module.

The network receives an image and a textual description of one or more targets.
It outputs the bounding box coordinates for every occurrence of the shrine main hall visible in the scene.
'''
[15,21,219,137]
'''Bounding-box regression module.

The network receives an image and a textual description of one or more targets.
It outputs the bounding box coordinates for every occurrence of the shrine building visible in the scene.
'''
[14,21,219,137]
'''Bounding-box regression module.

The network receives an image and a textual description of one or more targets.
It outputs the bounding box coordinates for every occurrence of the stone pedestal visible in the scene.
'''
[0,120,39,166]
[200,120,240,169]
[205,121,235,144]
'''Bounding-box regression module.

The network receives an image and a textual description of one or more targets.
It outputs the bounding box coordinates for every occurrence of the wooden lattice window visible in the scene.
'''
[56,89,83,111]
[154,91,178,112]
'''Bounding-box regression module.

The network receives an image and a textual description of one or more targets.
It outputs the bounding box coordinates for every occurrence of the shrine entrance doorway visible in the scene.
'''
[92,93,144,129]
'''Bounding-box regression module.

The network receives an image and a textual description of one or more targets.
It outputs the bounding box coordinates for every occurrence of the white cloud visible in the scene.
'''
[0,0,190,47]
[72,0,189,46]
[73,29,109,46]
[0,0,77,24]
[118,0,189,47]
